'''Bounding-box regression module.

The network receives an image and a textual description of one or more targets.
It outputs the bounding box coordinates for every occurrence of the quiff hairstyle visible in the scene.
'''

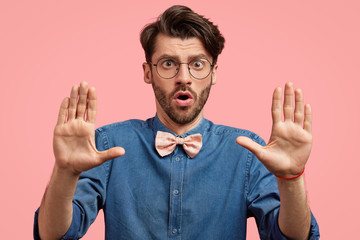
[140,5,225,64]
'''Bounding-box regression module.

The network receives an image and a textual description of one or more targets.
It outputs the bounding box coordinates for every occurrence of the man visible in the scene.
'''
[34,5,319,240]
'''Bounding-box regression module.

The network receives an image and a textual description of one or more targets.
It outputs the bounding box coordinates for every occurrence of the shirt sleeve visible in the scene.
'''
[271,211,320,240]
[245,136,320,240]
[33,129,111,240]
[33,205,82,240]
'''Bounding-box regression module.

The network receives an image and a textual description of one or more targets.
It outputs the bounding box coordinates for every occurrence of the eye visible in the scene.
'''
[190,59,205,70]
[160,59,176,69]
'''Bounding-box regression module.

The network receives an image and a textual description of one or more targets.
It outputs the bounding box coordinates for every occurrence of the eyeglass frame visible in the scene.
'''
[149,57,215,80]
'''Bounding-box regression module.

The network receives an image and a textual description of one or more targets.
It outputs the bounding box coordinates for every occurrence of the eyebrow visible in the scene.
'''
[156,54,211,62]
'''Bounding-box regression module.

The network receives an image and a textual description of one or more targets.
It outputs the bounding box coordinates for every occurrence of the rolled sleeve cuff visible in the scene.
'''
[272,211,320,240]
[33,204,82,240]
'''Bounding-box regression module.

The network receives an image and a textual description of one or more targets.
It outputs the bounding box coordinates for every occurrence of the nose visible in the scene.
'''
[175,63,192,85]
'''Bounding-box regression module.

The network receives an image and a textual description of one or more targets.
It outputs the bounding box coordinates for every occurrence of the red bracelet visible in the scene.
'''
[275,168,305,180]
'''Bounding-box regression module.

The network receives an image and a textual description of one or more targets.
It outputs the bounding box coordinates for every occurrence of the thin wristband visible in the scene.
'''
[275,168,305,180]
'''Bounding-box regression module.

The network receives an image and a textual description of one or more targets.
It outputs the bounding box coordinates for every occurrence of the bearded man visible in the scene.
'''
[34,5,320,240]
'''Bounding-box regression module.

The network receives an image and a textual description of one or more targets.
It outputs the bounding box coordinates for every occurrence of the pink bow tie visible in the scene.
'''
[155,131,202,158]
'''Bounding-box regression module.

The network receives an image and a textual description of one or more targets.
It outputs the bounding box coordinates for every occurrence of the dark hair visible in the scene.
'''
[140,5,225,64]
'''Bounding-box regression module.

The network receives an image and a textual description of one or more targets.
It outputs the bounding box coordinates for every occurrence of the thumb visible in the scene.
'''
[236,136,264,160]
[97,147,125,163]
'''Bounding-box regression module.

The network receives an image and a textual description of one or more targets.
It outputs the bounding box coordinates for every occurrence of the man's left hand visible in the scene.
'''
[236,82,312,178]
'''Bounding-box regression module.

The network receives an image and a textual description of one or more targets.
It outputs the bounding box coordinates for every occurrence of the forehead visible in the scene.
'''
[152,33,211,61]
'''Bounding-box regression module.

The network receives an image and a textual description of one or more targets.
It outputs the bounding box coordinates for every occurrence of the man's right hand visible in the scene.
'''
[53,81,125,175]
[39,82,124,240]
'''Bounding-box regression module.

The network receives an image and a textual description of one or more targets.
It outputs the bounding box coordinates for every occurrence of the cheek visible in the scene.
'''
[195,80,211,93]
[154,79,173,92]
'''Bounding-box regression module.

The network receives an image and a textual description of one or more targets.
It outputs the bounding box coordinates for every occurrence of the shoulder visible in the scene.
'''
[95,118,157,137]
[203,119,265,146]
[94,117,155,150]
[97,118,150,132]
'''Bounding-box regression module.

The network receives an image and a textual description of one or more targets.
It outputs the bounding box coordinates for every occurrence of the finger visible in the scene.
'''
[76,82,88,120]
[56,97,70,125]
[87,87,97,123]
[304,104,312,132]
[236,136,264,160]
[272,87,282,124]
[283,82,294,121]
[98,147,125,163]
[68,85,79,120]
[294,88,304,125]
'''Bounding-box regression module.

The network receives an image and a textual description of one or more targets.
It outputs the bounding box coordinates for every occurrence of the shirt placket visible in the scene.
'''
[168,147,185,239]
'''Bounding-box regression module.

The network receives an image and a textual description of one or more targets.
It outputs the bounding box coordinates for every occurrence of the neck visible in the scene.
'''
[156,110,203,136]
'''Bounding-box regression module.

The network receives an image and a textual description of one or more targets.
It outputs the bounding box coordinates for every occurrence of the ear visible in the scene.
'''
[143,62,152,84]
[211,64,218,85]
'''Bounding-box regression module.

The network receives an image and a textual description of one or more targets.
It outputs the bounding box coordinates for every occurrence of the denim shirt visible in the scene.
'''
[34,116,320,239]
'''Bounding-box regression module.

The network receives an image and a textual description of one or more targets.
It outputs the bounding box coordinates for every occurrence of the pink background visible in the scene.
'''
[1,0,359,239]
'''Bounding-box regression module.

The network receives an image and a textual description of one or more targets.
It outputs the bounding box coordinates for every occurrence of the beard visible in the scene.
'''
[152,78,212,125]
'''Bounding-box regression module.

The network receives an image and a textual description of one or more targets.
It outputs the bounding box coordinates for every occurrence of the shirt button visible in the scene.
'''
[175,157,180,162]
[172,228,177,234]
[173,189,179,195]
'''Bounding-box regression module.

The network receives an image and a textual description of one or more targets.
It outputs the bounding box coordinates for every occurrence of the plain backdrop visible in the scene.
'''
[1,0,359,239]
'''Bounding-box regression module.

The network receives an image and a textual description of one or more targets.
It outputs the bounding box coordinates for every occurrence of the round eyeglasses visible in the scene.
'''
[151,57,214,80]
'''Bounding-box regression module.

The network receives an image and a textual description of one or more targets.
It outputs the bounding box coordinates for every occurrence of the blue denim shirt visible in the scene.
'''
[34,116,319,239]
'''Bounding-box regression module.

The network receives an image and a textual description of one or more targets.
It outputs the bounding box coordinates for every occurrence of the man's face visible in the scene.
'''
[143,33,217,125]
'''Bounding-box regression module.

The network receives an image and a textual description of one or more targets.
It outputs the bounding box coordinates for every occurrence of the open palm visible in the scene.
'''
[53,82,125,175]
[236,82,312,178]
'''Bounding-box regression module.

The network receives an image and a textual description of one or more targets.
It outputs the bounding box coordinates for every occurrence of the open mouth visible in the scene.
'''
[174,92,193,107]
[177,94,190,100]
[174,92,192,100]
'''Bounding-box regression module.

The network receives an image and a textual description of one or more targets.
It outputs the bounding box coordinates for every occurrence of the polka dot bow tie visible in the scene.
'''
[155,131,202,158]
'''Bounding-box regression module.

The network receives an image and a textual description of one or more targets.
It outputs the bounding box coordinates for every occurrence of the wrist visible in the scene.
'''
[275,167,305,180]
[54,158,83,176]
[53,164,81,180]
